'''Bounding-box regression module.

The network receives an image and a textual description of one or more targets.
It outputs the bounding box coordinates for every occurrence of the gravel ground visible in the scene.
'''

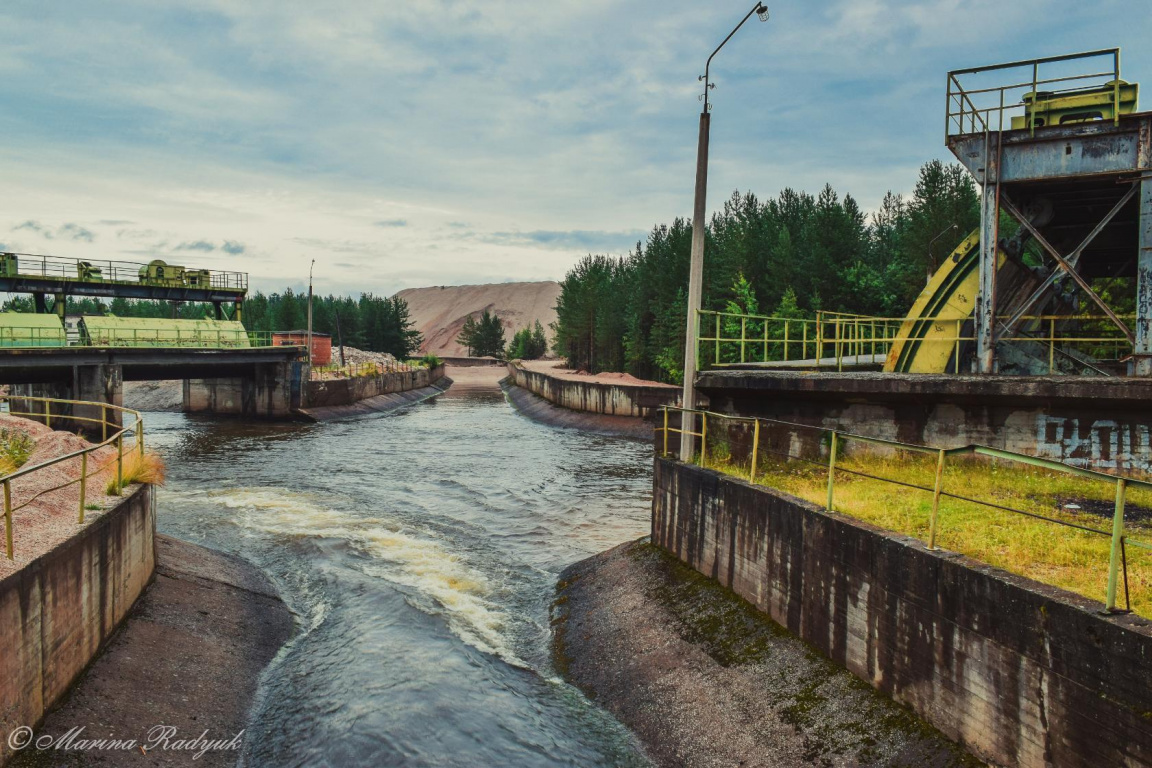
[0,414,122,577]
[122,381,183,412]
[554,539,982,768]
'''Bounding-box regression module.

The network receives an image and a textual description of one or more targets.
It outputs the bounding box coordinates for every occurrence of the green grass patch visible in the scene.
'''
[698,448,1152,616]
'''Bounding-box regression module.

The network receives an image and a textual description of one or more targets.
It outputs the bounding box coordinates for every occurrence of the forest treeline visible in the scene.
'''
[3,291,424,360]
[551,160,981,382]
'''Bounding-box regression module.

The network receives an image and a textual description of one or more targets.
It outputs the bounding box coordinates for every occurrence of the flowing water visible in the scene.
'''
[144,383,653,767]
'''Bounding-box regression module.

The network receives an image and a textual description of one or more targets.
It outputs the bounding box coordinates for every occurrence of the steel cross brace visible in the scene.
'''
[999,183,1140,338]
[999,195,1135,343]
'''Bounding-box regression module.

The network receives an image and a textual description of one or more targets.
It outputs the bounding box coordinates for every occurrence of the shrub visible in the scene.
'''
[106,451,166,496]
[0,429,33,476]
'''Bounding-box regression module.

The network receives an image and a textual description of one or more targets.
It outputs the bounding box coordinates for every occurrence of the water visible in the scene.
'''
[143,386,654,767]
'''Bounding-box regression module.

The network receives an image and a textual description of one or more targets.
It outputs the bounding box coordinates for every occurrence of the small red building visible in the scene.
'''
[273,330,333,366]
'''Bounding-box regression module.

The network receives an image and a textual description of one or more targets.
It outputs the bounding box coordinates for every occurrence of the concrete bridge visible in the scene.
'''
[0,345,305,427]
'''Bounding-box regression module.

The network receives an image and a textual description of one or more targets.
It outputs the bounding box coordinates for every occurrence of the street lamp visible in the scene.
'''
[680,2,770,461]
[306,259,315,367]
[927,223,959,284]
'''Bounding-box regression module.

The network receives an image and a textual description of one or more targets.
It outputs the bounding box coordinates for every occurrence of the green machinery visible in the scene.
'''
[1011,80,1138,130]
[136,259,213,289]
[79,316,252,348]
[0,312,67,348]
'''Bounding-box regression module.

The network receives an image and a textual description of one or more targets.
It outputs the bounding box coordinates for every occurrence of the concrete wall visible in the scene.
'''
[653,458,1152,768]
[507,362,679,419]
[184,361,296,418]
[12,364,124,434]
[303,363,445,409]
[0,484,155,765]
[699,370,1152,472]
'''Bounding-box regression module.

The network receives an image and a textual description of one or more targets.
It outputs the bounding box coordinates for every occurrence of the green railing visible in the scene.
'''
[0,396,146,559]
[0,326,279,350]
[660,406,1151,613]
[698,309,1137,373]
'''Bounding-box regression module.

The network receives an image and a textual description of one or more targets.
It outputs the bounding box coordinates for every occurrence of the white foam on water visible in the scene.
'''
[206,487,524,666]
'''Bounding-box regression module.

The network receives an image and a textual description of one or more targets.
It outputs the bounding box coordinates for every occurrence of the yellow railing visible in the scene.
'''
[698,309,1136,373]
[660,406,1151,613]
[0,396,145,559]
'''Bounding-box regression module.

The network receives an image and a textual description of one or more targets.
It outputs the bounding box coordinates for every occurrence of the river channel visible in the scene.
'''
[143,382,653,767]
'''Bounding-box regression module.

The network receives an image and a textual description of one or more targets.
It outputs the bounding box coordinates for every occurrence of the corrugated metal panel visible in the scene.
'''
[80,316,251,348]
[0,312,66,348]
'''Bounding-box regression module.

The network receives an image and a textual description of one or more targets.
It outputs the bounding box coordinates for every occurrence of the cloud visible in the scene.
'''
[12,221,95,242]
[176,240,216,252]
[0,0,1146,295]
[468,229,647,254]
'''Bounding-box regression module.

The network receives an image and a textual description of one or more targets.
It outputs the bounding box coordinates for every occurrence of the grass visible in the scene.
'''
[106,451,166,496]
[0,428,34,476]
[697,443,1152,617]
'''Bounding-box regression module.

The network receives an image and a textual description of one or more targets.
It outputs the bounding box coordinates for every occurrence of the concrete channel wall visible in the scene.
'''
[698,370,1152,473]
[304,364,446,409]
[507,361,678,419]
[652,458,1152,768]
[0,484,155,765]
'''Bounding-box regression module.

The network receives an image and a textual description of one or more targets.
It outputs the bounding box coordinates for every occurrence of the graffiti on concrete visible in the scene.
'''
[1035,415,1152,472]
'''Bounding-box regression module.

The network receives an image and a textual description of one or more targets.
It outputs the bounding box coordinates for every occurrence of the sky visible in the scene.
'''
[1,1,1149,297]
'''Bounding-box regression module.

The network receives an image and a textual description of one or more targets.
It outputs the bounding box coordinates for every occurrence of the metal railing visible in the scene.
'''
[946,49,1123,139]
[0,326,277,349]
[0,396,146,560]
[1,252,248,292]
[659,406,1151,613]
[698,309,1136,373]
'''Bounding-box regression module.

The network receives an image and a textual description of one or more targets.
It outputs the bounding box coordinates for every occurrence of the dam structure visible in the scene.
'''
[690,49,1152,472]
[645,49,1152,768]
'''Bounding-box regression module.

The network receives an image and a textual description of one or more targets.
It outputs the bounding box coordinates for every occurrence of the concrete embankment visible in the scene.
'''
[504,360,679,439]
[0,483,155,766]
[555,539,977,768]
[652,457,1152,768]
[11,534,292,767]
[502,379,655,439]
[299,363,448,420]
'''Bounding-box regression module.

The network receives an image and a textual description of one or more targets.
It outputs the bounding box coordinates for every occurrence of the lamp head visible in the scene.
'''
[756,4,769,22]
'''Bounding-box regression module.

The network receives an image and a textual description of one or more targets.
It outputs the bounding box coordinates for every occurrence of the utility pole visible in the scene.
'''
[307,259,315,367]
[680,2,770,461]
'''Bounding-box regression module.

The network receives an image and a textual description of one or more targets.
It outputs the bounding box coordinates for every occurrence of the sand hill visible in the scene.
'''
[394,281,561,357]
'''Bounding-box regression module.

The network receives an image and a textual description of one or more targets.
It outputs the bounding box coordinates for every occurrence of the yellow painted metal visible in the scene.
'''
[663,409,669,457]
[81,316,251,348]
[3,480,10,560]
[884,230,1002,373]
[1010,80,1138,131]
[929,449,946,550]
[701,413,708,465]
[1106,479,1127,611]
[0,312,66,348]
[826,432,838,511]
[116,434,124,492]
[79,452,87,524]
[750,419,760,484]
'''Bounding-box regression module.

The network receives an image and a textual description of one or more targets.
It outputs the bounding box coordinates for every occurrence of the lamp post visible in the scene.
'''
[927,223,959,284]
[306,259,315,367]
[680,2,770,461]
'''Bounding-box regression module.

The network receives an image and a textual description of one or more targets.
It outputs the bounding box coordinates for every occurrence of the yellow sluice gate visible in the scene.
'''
[885,230,1005,374]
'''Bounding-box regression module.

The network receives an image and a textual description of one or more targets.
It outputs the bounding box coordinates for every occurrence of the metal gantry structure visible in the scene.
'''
[945,49,1151,375]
